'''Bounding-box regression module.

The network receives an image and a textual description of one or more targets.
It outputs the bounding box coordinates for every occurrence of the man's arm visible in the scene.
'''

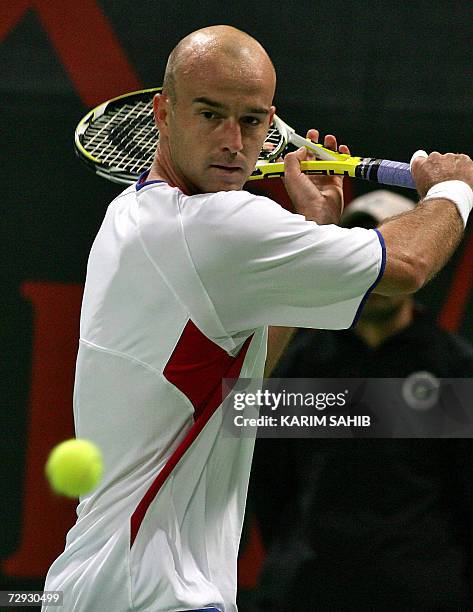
[375,152,473,295]
[374,198,463,294]
[283,146,473,296]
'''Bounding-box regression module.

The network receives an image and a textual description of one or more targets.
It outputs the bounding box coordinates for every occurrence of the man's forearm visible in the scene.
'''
[376,198,464,295]
[295,192,342,225]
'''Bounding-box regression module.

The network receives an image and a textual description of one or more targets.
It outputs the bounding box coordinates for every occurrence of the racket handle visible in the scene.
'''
[357,159,415,189]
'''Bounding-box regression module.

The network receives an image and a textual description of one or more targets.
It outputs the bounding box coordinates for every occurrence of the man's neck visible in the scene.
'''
[148,148,194,195]
[354,300,414,348]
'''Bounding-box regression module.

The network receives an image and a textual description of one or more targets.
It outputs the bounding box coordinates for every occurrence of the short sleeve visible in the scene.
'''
[180,190,385,335]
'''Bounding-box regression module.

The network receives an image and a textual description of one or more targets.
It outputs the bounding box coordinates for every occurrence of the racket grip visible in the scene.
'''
[375,160,415,189]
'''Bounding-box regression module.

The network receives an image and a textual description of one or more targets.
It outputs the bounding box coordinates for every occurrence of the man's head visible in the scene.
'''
[153,26,276,193]
[342,191,416,322]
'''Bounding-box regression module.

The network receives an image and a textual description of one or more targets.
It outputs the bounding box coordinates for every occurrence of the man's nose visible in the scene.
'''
[221,119,243,154]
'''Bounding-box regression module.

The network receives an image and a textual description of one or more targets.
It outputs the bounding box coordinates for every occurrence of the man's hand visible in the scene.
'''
[376,149,473,297]
[283,130,350,224]
[411,151,473,198]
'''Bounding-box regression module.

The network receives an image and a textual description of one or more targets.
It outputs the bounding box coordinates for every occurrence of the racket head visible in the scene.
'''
[75,87,161,185]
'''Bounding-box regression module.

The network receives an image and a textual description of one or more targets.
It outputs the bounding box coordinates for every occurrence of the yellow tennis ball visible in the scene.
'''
[45,439,103,498]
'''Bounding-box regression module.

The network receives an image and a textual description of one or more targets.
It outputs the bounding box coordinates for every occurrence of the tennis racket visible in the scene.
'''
[74,87,415,189]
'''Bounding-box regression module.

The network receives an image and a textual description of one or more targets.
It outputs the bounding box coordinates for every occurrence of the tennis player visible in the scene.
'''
[43,25,473,612]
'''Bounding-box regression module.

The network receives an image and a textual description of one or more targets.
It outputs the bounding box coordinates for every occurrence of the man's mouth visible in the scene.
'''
[210,164,244,173]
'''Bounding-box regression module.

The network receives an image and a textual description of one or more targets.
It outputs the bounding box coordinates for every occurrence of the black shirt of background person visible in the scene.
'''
[251,310,473,612]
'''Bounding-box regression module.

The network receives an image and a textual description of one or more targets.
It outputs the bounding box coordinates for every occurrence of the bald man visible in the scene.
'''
[43,26,473,612]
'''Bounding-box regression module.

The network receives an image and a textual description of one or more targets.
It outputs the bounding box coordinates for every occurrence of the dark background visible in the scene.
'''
[1,0,473,608]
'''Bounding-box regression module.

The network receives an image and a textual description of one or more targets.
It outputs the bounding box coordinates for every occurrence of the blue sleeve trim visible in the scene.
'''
[136,170,166,191]
[349,228,387,329]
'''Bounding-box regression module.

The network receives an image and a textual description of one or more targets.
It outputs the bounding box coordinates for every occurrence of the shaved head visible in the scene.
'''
[151,26,277,193]
[163,25,276,103]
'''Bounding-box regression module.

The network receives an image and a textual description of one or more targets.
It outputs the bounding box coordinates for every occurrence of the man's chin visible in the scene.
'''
[199,177,249,193]
[202,166,250,192]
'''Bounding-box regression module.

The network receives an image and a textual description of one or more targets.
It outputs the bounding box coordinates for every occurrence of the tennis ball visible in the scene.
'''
[45,439,103,498]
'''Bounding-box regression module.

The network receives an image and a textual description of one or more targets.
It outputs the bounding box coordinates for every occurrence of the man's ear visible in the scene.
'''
[268,105,276,127]
[153,93,170,134]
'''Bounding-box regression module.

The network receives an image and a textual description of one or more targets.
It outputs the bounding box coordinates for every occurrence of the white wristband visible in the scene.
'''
[424,180,473,227]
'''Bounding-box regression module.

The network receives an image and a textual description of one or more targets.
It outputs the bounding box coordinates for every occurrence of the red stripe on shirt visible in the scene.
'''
[130,320,252,547]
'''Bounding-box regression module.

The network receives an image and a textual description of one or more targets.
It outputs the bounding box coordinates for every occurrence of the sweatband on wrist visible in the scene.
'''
[423,180,473,227]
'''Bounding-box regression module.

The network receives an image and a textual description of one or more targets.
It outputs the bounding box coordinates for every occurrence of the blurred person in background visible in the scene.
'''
[251,190,473,611]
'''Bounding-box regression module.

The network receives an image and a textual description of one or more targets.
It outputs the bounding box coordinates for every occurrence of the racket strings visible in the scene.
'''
[259,124,286,161]
[83,100,157,174]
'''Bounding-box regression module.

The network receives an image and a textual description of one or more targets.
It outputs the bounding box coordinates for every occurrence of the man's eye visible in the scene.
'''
[201,111,216,120]
[242,116,261,127]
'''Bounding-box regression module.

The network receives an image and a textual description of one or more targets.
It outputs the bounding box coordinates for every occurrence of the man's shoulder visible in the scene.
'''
[108,183,137,206]
[185,188,280,213]
[135,183,282,217]
[179,189,299,238]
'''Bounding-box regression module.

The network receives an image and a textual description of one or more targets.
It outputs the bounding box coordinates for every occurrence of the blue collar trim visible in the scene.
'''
[136,170,166,191]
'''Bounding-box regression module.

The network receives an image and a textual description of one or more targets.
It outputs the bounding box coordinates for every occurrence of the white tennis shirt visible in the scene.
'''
[43,178,385,612]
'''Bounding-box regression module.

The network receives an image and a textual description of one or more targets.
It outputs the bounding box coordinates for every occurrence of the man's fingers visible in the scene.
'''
[322,134,351,156]
[285,131,350,177]
[284,147,306,176]
[324,134,337,151]
[410,149,428,173]
[409,149,473,197]
[306,129,319,143]
[304,130,319,161]
[304,129,350,157]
